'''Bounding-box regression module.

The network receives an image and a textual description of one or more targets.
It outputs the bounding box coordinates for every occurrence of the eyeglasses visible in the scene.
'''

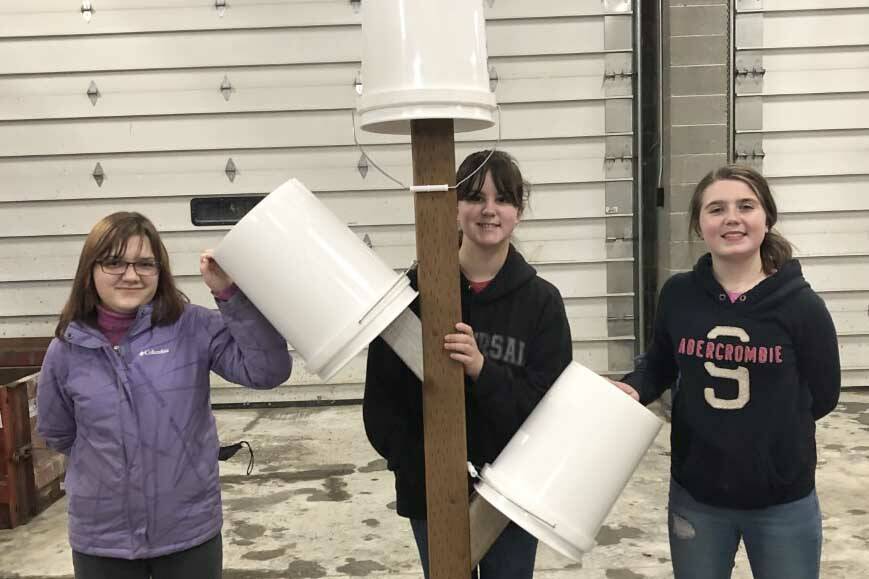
[97,258,160,277]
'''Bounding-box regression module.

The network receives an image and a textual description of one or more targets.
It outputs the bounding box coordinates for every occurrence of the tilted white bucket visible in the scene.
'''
[475,362,663,560]
[213,178,417,381]
[356,0,497,134]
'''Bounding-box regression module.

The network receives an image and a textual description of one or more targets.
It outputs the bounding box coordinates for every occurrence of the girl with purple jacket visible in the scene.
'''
[37,212,292,579]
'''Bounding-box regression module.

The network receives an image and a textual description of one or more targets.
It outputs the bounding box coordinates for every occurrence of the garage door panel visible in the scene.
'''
[0,102,608,157]
[0,1,615,38]
[1,194,416,236]
[0,3,641,381]
[0,137,613,201]
[0,0,360,38]
[747,94,869,132]
[537,262,634,299]
[755,1,869,11]
[839,335,869,369]
[820,292,869,334]
[841,369,869,388]
[788,232,869,257]
[0,27,363,74]
[1,17,626,75]
[0,316,57,339]
[736,47,869,96]
[0,215,624,284]
[799,256,869,292]
[769,176,869,212]
[777,212,869,236]
[737,10,869,49]
[1,54,624,121]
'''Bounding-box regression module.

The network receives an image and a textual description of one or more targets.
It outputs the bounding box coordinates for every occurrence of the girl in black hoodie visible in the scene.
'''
[613,165,840,579]
[363,150,572,579]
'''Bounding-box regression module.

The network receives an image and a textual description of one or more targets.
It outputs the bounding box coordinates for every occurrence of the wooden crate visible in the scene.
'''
[0,371,66,529]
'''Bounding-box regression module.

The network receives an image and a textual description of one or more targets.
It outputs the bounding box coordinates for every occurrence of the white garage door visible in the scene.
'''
[0,0,642,401]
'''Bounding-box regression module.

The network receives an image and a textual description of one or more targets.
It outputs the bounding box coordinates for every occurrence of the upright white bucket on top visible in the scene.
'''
[475,362,663,561]
[213,178,417,381]
[356,0,497,134]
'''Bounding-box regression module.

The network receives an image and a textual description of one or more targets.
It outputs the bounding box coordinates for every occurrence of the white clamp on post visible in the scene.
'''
[410,184,450,193]
[467,461,480,479]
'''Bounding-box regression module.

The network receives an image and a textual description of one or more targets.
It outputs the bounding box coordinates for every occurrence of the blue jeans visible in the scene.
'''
[668,480,822,579]
[410,518,538,579]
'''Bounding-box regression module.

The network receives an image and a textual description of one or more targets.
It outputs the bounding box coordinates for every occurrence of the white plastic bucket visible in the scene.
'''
[213,178,417,381]
[356,0,497,134]
[475,362,663,560]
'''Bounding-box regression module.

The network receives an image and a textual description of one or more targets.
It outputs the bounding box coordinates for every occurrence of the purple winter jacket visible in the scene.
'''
[37,292,292,559]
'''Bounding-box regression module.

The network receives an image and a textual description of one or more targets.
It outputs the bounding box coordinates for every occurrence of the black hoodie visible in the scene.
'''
[624,254,840,509]
[363,245,572,519]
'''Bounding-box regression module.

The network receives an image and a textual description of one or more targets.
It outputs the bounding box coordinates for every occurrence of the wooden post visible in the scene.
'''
[410,118,471,578]
[381,312,513,571]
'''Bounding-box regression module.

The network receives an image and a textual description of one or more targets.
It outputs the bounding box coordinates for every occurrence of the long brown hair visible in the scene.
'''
[55,212,188,339]
[689,165,793,274]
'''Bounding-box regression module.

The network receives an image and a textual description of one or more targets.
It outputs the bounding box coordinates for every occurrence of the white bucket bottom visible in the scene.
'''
[475,477,588,561]
[357,89,496,134]
[213,178,418,382]
[472,361,663,561]
[310,274,417,380]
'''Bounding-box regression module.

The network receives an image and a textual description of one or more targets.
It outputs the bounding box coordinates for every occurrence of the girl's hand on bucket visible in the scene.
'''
[200,250,234,293]
[444,322,484,380]
[608,379,640,402]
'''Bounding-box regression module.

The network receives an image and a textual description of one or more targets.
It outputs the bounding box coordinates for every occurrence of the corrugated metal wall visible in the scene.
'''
[734,0,869,388]
[0,0,641,401]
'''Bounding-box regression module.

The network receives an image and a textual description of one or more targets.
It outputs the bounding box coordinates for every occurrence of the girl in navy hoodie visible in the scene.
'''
[613,165,840,579]
[364,151,573,579]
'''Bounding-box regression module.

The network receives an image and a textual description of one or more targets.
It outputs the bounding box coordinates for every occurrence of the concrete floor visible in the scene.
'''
[1,392,867,579]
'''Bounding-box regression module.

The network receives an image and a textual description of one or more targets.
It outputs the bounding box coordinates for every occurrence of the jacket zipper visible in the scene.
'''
[111,344,147,549]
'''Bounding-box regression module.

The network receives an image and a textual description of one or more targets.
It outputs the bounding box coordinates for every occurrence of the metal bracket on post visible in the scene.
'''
[215,0,227,17]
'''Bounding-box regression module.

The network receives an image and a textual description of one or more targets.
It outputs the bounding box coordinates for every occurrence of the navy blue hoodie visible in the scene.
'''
[363,245,572,519]
[624,254,840,509]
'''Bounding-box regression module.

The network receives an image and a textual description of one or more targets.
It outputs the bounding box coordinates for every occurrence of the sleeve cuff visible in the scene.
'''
[212,283,239,301]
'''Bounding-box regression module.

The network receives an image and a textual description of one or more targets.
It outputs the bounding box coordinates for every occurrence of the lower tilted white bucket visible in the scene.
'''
[475,361,663,561]
[213,178,417,381]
